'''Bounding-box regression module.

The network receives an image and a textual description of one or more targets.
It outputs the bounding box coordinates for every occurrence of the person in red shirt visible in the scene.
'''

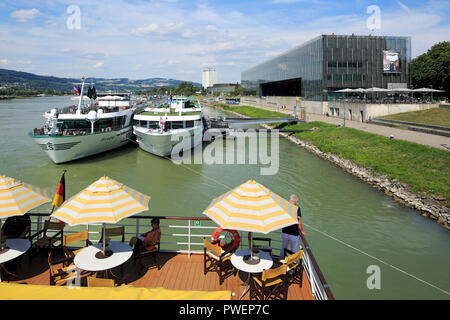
[129,218,161,252]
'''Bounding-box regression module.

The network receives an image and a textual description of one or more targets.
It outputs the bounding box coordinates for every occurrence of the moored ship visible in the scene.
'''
[30,77,144,164]
[133,96,203,157]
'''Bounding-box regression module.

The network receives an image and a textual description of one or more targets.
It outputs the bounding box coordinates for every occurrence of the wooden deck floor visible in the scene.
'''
[3,250,315,300]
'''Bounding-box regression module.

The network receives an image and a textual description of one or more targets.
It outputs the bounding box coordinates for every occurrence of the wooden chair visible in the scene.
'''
[87,276,116,287]
[133,231,161,272]
[99,226,125,243]
[62,230,92,267]
[48,252,85,286]
[31,220,65,250]
[279,248,304,287]
[29,221,65,261]
[250,264,288,300]
[203,238,236,285]
[253,237,272,256]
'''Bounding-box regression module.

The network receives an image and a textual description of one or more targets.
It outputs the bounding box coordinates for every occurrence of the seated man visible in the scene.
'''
[129,218,161,253]
[1,214,31,239]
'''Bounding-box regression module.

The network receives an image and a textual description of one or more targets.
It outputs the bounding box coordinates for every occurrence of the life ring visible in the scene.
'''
[211,227,240,251]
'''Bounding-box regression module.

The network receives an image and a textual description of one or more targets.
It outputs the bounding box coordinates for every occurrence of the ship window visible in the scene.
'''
[148,121,159,129]
[185,120,195,128]
[171,121,184,129]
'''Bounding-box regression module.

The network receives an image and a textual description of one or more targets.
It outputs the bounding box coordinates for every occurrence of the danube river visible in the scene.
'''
[1,96,449,299]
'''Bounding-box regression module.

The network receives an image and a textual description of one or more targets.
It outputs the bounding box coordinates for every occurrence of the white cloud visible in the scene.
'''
[93,62,104,68]
[205,25,217,31]
[10,8,40,22]
[16,60,32,65]
[131,24,159,35]
[0,59,8,64]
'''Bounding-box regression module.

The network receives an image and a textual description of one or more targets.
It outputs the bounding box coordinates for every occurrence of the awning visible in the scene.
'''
[0,283,232,300]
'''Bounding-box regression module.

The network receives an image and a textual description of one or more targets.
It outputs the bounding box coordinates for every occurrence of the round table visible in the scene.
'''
[74,241,133,275]
[0,239,31,282]
[231,248,273,299]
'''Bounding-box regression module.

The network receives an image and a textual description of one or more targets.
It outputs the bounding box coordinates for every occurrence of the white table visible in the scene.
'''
[74,241,132,281]
[0,239,31,282]
[230,248,273,299]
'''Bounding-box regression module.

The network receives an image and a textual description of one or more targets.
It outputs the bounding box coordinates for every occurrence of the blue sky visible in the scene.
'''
[0,0,449,83]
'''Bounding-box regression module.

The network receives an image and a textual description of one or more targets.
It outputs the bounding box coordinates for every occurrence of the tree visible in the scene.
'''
[411,41,450,96]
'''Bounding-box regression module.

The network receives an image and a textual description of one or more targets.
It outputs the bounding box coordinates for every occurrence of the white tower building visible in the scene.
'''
[202,69,218,89]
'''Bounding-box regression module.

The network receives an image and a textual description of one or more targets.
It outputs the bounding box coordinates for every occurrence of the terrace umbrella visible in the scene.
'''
[202,180,298,261]
[50,176,151,255]
[0,174,50,242]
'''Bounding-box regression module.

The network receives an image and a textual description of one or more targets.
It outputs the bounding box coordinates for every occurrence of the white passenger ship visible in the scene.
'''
[133,97,203,157]
[30,77,143,164]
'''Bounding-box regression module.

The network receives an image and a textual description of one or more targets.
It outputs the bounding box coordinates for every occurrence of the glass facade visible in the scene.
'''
[241,35,411,101]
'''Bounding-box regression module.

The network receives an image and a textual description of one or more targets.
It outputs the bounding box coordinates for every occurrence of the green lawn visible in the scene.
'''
[380,108,450,128]
[215,104,450,204]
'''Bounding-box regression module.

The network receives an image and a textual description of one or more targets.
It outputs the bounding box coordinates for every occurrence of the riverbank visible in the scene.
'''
[212,103,450,230]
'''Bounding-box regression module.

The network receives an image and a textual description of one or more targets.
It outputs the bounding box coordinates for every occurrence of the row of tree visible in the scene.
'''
[0,87,65,97]
[411,41,449,96]
[137,81,201,96]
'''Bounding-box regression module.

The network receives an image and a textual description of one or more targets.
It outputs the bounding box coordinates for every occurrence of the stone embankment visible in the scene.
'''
[216,105,450,230]
[272,126,450,230]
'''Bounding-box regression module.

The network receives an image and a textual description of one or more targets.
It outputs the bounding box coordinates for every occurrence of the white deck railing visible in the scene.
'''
[28,213,333,300]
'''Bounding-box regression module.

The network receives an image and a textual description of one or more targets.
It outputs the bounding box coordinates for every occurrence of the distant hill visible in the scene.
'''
[0,69,201,92]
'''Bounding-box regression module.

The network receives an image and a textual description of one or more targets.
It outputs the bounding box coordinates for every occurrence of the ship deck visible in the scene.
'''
[3,249,315,300]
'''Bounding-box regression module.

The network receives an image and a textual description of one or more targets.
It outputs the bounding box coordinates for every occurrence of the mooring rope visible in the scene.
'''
[174,161,450,296]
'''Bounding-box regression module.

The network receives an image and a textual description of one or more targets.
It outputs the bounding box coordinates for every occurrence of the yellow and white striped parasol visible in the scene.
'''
[51,176,150,226]
[0,174,50,220]
[203,180,298,234]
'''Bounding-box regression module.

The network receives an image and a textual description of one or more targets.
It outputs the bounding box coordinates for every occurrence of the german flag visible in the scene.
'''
[52,171,66,207]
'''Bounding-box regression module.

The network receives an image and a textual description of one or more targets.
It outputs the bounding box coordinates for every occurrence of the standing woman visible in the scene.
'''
[280,195,306,259]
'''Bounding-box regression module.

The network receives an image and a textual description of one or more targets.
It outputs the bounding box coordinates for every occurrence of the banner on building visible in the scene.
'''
[383,51,401,73]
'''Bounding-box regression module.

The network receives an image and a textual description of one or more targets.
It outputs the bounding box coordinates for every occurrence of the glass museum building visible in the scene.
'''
[241,34,412,101]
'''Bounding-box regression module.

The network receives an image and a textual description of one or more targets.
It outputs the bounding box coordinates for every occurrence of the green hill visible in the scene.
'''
[0,69,201,93]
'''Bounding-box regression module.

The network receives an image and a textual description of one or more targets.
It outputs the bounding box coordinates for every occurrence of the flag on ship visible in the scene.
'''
[73,85,81,96]
[52,170,66,207]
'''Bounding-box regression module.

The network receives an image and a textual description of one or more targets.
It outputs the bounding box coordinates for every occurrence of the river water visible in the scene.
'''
[1,96,449,299]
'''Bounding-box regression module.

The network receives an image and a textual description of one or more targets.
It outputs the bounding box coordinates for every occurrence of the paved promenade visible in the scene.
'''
[242,104,450,151]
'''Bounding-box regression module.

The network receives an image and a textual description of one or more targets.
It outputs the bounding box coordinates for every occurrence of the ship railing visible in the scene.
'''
[27,213,333,300]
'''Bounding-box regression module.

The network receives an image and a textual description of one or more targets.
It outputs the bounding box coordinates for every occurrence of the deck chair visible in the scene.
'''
[250,264,288,300]
[253,237,272,256]
[30,221,65,260]
[62,230,92,267]
[87,276,116,287]
[48,252,87,286]
[279,248,304,287]
[133,231,161,272]
[99,226,125,243]
[203,238,236,285]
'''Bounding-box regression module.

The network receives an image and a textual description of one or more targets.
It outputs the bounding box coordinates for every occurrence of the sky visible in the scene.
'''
[0,0,449,83]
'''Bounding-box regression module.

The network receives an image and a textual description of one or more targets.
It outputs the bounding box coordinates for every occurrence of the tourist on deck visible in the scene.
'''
[280,195,305,259]
[129,218,161,253]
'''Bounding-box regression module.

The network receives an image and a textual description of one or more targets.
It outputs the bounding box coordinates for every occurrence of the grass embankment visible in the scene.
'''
[380,108,450,128]
[214,103,450,204]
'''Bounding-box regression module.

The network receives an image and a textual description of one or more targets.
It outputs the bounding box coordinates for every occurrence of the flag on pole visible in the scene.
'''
[73,85,79,95]
[87,86,93,99]
[52,171,66,207]
[92,85,97,100]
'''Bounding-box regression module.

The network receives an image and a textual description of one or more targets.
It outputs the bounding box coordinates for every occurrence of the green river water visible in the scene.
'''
[0,96,449,299]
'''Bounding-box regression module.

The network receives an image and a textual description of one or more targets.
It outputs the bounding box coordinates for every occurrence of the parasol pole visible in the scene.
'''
[103,222,106,254]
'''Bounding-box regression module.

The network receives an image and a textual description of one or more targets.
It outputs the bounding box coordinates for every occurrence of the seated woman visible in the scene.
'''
[129,218,161,253]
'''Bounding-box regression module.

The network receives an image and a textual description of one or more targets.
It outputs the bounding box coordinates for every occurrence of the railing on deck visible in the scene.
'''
[28,213,333,300]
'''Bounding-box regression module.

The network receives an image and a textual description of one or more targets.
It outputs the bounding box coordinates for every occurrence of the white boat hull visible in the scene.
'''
[134,126,203,157]
[30,126,133,164]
